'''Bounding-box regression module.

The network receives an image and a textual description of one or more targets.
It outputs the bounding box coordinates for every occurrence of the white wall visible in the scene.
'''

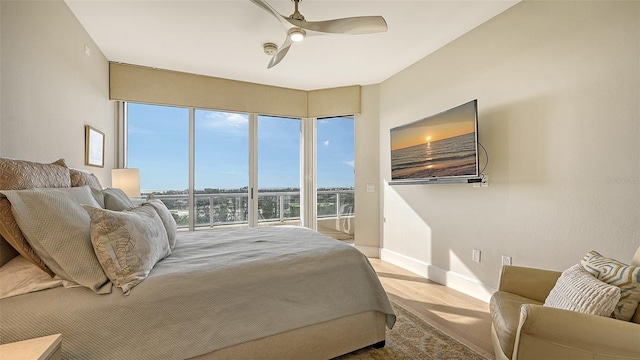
[378,1,640,301]
[0,0,114,185]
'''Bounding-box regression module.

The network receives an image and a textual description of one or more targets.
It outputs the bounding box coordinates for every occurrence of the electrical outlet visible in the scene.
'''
[502,255,512,266]
[472,249,481,263]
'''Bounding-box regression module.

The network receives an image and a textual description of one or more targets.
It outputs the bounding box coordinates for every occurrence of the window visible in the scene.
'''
[125,103,355,241]
[126,103,190,227]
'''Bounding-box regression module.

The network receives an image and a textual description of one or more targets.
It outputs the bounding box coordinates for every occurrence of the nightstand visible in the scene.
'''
[0,334,61,360]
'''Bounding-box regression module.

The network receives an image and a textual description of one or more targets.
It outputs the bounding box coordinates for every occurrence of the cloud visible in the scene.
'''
[200,111,248,133]
[323,140,330,146]
[128,125,155,136]
[343,160,354,167]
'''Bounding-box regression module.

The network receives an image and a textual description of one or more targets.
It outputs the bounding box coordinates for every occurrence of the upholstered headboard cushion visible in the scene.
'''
[0,157,70,274]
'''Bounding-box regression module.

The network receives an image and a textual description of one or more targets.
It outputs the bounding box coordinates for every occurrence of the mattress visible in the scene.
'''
[0,226,395,359]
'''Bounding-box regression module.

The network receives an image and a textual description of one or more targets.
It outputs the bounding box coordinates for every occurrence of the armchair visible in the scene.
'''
[490,248,640,360]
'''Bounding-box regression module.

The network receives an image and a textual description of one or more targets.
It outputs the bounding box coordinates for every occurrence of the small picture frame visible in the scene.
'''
[85,125,105,167]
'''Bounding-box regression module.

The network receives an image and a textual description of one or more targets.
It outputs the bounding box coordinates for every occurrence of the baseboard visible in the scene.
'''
[380,248,496,303]
[355,245,381,258]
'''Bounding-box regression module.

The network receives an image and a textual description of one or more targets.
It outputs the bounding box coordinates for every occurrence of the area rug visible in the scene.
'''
[335,301,488,360]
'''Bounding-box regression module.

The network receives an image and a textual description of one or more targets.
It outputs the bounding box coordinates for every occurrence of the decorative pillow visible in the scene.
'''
[0,256,64,299]
[0,157,70,189]
[0,187,111,294]
[0,198,55,276]
[103,188,135,211]
[0,157,70,276]
[52,159,105,204]
[90,187,106,208]
[581,250,640,321]
[144,199,178,250]
[544,264,621,317]
[83,205,171,295]
[70,169,102,189]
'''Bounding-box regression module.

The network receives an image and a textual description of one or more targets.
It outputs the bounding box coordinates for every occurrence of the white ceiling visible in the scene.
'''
[65,0,518,91]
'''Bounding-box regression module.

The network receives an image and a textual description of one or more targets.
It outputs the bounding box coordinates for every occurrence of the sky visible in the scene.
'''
[391,100,477,151]
[127,103,354,192]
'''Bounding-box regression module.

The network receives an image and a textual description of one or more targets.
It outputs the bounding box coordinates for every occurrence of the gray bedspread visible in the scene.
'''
[0,226,395,359]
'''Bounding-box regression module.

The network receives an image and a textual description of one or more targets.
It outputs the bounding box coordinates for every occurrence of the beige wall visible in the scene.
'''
[0,0,114,185]
[354,85,381,255]
[378,1,640,300]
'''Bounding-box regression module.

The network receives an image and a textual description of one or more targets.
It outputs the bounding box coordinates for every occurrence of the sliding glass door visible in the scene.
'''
[195,110,249,229]
[316,116,355,242]
[257,115,301,227]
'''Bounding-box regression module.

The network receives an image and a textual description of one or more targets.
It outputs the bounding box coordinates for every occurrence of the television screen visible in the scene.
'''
[391,100,479,182]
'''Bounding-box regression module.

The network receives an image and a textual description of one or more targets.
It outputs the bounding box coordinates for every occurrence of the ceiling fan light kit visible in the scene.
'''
[288,28,306,42]
[250,0,388,68]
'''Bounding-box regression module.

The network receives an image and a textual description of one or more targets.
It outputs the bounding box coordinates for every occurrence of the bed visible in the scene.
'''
[0,158,395,359]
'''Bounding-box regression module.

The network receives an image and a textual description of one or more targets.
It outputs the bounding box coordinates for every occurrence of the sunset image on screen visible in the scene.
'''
[391,101,478,180]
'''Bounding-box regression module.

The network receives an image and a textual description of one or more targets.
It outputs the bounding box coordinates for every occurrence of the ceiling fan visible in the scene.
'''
[250,0,388,68]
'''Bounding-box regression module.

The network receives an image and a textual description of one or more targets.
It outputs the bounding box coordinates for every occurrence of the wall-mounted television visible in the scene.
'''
[390,99,479,184]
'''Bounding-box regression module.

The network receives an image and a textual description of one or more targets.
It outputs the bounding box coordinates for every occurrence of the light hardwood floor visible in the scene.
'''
[369,259,495,359]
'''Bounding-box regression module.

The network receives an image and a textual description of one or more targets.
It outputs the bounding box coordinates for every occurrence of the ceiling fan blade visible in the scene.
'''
[290,16,388,35]
[250,0,294,30]
[268,37,293,69]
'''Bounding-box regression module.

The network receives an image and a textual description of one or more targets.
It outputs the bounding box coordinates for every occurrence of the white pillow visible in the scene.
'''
[144,199,178,250]
[0,256,71,299]
[544,264,621,317]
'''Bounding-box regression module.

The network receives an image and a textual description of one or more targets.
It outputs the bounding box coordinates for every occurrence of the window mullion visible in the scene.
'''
[117,101,127,169]
[248,113,259,227]
[300,117,317,230]
[188,108,195,231]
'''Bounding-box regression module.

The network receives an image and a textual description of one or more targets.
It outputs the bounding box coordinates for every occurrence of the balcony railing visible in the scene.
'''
[147,190,354,229]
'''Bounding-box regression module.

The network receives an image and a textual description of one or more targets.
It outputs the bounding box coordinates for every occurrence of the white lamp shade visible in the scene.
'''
[111,168,140,198]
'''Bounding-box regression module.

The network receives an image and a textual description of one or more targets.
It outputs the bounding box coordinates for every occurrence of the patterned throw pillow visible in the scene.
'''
[581,250,640,321]
[544,264,621,317]
[0,158,70,190]
[69,169,102,189]
[83,205,171,295]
